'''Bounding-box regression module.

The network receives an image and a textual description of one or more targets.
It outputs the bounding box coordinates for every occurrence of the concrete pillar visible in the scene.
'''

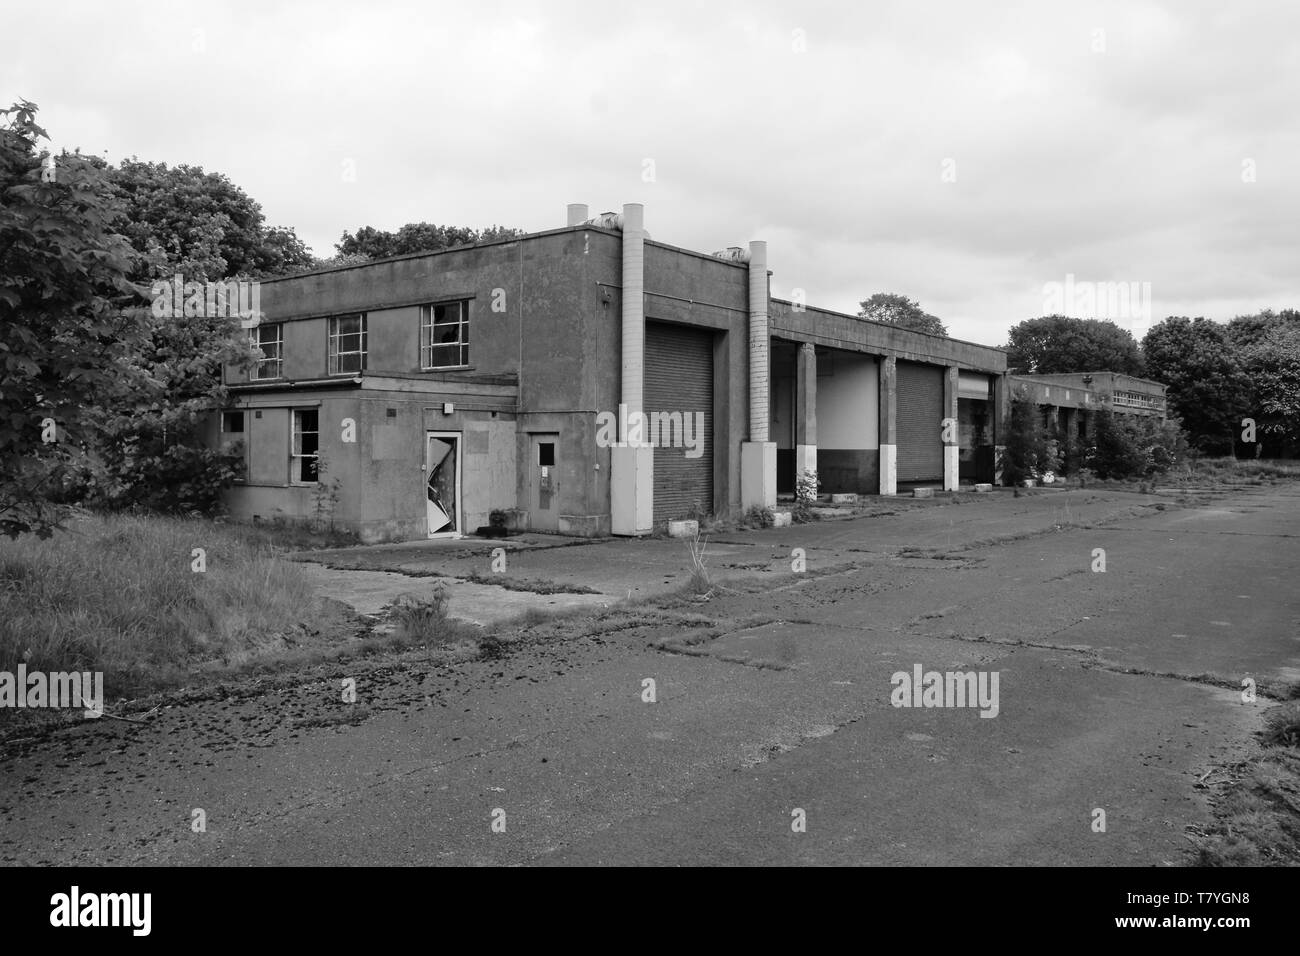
[879,355,897,495]
[740,240,776,510]
[611,203,653,535]
[943,366,959,491]
[992,373,1010,486]
[795,342,817,480]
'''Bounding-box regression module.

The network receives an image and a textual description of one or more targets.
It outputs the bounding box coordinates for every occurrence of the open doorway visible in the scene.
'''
[426,431,461,538]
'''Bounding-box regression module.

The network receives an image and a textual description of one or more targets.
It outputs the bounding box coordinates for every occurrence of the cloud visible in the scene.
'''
[4,0,1297,342]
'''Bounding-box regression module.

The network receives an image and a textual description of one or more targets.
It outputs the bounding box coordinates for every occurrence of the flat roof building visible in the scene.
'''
[209,203,1017,542]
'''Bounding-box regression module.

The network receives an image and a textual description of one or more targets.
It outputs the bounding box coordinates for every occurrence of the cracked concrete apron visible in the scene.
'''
[1,486,1296,865]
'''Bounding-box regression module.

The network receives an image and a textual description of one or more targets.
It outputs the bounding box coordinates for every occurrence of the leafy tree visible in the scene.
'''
[108,158,315,280]
[65,159,295,510]
[335,221,524,261]
[0,101,150,536]
[251,224,316,277]
[1225,308,1300,352]
[1005,315,1144,375]
[1237,322,1300,456]
[1141,317,1252,455]
[60,300,256,514]
[857,293,948,336]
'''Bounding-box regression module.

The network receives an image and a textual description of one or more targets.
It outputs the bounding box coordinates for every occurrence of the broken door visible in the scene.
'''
[426,432,460,537]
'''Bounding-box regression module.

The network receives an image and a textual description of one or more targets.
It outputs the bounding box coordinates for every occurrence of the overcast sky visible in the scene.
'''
[6,0,1298,344]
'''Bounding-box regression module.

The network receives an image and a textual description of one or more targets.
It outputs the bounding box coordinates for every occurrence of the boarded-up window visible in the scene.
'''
[248,408,290,485]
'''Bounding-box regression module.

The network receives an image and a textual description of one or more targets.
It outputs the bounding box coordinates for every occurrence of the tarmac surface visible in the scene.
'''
[1,484,1296,865]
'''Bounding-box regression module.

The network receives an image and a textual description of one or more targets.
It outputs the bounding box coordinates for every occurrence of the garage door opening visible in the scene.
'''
[896,361,943,484]
[645,322,714,523]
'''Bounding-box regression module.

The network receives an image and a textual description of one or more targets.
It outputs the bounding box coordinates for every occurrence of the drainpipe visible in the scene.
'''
[566,203,588,226]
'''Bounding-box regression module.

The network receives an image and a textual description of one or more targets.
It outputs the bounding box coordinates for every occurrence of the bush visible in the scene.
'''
[56,434,245,516]
[1056,429,1086,476]
[793,468,820,523]
[1003,393,1054,485]
[390,584,453,642]
[795,469,820,503]
[1088,410,1190,480]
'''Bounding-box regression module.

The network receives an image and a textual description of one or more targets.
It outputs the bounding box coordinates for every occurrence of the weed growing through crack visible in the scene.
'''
[685,526,711,596]
[390,584,452,641]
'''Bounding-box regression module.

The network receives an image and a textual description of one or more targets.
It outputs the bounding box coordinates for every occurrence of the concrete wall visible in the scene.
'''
[227,229,592,393]
[770,300,1008,372]
[221,380,517,543]
[585,232,751,518]
[643,239,750,517]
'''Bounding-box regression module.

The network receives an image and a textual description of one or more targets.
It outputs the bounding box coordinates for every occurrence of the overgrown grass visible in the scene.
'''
[1194,698,1300,866]
[0,514,316,697]
[685,528,712,595]
[387,582,454,642]
[1185,457,1300,483]
[229,516,362,551]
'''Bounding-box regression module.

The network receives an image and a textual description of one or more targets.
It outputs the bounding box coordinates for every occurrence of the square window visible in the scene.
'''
[538,442,555,467]
[250,323,283,380]
[328,314,367,375]
[420,300,470,368]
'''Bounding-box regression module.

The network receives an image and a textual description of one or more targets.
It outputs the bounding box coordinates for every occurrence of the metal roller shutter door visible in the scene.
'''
[896,361,943,481]
[645,323,714,522]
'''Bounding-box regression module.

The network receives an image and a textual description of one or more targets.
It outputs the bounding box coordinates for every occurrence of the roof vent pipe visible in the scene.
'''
[748,240,769,443]
[566,203,589,226]
[620,203,645,433]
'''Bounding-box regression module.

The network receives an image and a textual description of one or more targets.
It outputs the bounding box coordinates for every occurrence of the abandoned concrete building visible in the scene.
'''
[1009,371,1168,447]
[211,203,1026,542]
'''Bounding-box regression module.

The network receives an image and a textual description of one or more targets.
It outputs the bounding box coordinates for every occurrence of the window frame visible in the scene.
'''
[290,408,320,484]
[419,300,471,370]
[250,323,284,380]
[328,313,367,376]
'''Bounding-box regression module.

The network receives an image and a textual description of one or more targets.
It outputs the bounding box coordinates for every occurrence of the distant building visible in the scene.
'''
[1008,371,1167,448]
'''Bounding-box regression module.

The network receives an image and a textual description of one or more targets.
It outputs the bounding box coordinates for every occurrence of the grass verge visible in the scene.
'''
[1194,698,1300,865]
[0,514,320,698]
